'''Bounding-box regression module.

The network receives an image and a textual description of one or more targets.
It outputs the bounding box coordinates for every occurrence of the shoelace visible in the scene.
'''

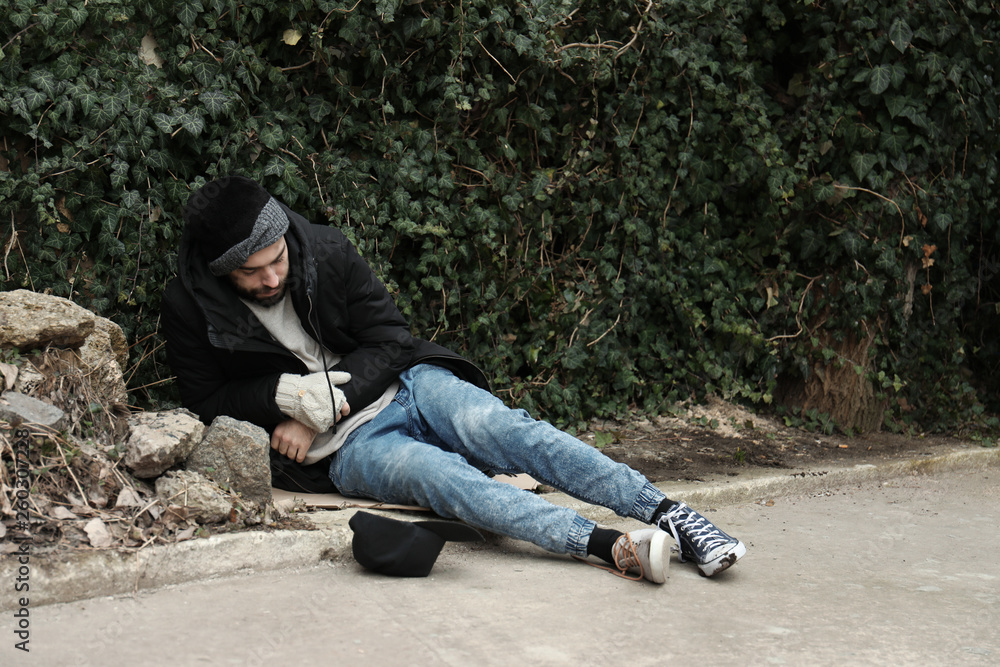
[574,534,645,581]
[612,533,645,581]
[663,504,729,563]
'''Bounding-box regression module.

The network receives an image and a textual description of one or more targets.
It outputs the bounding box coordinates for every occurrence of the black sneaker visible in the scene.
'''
[657,502,746,577]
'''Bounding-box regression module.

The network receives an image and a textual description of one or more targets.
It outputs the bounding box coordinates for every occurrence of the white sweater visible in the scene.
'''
[243,295,398,464]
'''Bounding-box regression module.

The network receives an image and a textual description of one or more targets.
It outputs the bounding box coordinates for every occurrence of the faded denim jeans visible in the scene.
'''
[329,364,666,556]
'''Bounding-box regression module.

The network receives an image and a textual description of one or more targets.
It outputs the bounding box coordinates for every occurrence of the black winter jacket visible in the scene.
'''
[161,205,489,487]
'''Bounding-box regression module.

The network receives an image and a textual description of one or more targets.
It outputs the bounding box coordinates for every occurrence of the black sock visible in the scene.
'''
[652,498,677,525]
[586,527,623,565]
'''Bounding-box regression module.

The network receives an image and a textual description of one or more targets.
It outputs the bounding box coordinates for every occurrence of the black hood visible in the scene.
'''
[176,203,318,355]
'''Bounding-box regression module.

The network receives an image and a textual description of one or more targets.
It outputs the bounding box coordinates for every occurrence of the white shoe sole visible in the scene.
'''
[645,530,670,584]
[697,540,747,577]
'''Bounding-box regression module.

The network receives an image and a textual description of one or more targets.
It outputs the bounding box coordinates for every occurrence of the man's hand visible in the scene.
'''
[336,400,351,422]
[271,419,318,463]
[275,371,352,434]
[270,401,349,463]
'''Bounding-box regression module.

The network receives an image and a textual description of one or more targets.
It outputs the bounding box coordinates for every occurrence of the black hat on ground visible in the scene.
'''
[348,511,485,577]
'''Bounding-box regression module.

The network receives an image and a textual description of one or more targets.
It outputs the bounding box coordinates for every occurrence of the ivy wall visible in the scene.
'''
[1,0,997,434]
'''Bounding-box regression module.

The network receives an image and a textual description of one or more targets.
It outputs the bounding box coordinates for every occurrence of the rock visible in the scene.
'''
[78,316,129,406]
[186,416,272,506]
[0,391,66,429]
[12,363,45,395]
[124,409,206,478]
[0,362,16,390]
[0,289,95,350]
[114,487,144,508]
[81,316,129,370]
[50,506,78,521]
[0,291,128,411]
[83,518,114,549]
[155,470,232,524]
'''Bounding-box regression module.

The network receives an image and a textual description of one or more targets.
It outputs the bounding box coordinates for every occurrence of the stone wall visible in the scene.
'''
[1,290,273,553]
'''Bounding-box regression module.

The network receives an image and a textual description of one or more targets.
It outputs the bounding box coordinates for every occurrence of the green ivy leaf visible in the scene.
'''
[152,113,175,134]
[65,4,88,27]
[307,98,333,123]
[260,125,283,149]
[29,70,58,97]
[900,106,930,130]
[888,18,913,54]
[131,105,152,132]
[52,54,79,80]
[10,9,31,29]
[850,153,878,181]
[106,93,125,119]
[179,112,205,136]
[144,150,170,171]
[688,179,715,203]
[92,103,115,128]
[513,34,533,55]
[120,190,141,211]
[933,212,953,232]
[177,1,202,28]
[884,95,907,118]
[800,228,825,259]
[875,247,897,271]
[23,87,47,110]
[110,161,129,189]
[199,89,231,118]
[98,229,126,258]
[263,158,285,177]
[920,52,947,81]
[56,98,75,124]
[190,59,217,86]
[702,257,726,274]
[839,231,865,258]
[890,153,909,173]
[880,131,905,155]
[9,96,30,120]
[78,89,99,117]
[868,65,891,95]
[812,181,836,202]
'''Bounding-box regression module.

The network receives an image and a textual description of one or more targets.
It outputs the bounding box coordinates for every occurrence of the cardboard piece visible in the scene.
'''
[270,473,540,511]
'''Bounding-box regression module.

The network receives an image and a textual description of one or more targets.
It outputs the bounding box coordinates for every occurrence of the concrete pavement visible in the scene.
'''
[2,444,998,665]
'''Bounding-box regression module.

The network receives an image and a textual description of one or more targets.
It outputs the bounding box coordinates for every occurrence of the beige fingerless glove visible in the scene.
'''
[275,371,352,433]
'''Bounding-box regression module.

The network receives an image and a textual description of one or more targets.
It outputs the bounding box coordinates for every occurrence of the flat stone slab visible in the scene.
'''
[0,289,95,350]
[0,390,66,429]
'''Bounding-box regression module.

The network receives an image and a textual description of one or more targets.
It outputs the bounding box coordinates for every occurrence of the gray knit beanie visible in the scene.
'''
[184,175,290,276]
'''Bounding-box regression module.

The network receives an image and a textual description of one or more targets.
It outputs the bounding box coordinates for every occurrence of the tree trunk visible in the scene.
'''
[774,325,886,434]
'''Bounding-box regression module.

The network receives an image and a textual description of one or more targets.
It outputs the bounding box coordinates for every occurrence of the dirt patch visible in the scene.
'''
[0,424,310,560]
[581,397,985,483]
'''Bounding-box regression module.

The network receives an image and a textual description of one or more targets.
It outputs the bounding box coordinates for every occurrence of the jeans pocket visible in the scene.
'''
[392,384,412,408]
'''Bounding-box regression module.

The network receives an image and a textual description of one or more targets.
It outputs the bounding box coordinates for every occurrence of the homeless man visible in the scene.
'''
[160,175,747,582]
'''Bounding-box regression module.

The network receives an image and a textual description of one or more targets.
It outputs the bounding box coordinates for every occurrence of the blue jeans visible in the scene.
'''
[329,364,667,556]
